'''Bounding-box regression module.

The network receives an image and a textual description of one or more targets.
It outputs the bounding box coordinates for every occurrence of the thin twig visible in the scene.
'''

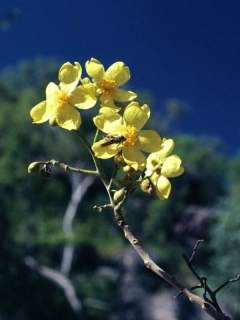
[214,274,240,295]
[35,159,98,176]
[189,239,204,263]
[183,241,224,314]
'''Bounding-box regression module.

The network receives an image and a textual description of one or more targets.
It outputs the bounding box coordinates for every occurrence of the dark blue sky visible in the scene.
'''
[1,0,240,153]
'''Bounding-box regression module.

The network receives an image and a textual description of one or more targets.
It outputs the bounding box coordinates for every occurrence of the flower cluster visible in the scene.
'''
[30,59,184,199]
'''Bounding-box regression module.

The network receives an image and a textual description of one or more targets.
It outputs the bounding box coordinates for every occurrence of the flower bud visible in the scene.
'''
[140,178,153,194]
[123,165,131,173]
[27,162,41,174]
[113,188,126,204]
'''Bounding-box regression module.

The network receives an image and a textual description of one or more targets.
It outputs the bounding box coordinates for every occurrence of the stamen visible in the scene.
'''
[56,91,70,106]
[122,126,138,147]
[100,78,117,99]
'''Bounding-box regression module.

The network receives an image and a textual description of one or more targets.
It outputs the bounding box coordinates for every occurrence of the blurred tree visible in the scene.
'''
[209,154,240,318]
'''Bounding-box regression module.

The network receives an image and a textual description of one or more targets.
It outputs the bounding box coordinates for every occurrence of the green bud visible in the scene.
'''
[113,188,126,204]
[123,165,132,173]
[140,178,153,194]
[27,162,41,174]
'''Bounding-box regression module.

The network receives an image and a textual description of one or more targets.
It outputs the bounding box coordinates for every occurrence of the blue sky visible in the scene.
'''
[1,0,240,153]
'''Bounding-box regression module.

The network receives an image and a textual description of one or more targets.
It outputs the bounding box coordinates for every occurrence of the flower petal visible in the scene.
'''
[161,155,184,178]
[92,139,120,159]
[30,100,50,123]
[46,82,59,101]
[115,89,137,102]
[158,139,175,157]
[138,130,162,153]
[99,105,120,115]
[156,175,171,199]
[70,83,97,109]
[122,146,145,171]
[99,95,114,106]
[145,152,162,176]
[105,62,130,86]
[85,58,104,81]
[123,102,150,130]
[59,62,82,84]
[45,82,60,116]
[56,104,81,130]
[59,62,82,92]
[93,111,123,134]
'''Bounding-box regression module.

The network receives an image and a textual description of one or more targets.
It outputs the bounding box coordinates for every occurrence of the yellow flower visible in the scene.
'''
[92,102,162,170]
[30,62,97,130]
[85,58,137,106]
[145,139,184,199]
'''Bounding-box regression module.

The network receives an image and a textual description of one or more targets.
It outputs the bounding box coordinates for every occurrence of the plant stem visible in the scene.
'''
[79,135,109,185]
[40,160,98,176]
[80,135,231,320]
[93,129,99,143]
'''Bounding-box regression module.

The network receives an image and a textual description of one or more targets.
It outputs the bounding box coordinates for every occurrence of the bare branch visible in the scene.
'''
[25,257,82,313]
[61,174,95,275]
[189,239,204,263]
[214,274,240,295]
[111,204,231,320]
[29,159,98,176]
[183,240,234,315]
[25,166,95,314]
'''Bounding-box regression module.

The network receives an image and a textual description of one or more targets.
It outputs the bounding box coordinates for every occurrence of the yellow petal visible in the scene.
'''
[156,175,171,200]
[45,82,61,117]
[93,112,123,134]
[158,139,175,157]
[146,138,175,172]
[150,172,159,185]
[123,102,150,130]
[85,58,104,81]
[161,155,184,178]
[122,146,145,171]
[105,61,130,86]
[99,94,119,108]
[145,152,163,176]
[115,89,137,102]
[92,139,120,159]
[59,62,81,84]
[56,104,81,130]
[99,106,120,115]
[46,82,59,101]
[30,100,49,123]
[138,130,162,153]
[70,83,97,109]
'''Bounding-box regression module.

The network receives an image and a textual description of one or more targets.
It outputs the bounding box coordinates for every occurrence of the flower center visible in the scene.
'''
[100,78,116,98]
[122,126,138,148]
[56,91,70,107]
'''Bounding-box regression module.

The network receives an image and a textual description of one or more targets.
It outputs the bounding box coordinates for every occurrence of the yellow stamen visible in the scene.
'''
[56,91,70,106]
[122,126,138,148]
[100,78,116,99]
